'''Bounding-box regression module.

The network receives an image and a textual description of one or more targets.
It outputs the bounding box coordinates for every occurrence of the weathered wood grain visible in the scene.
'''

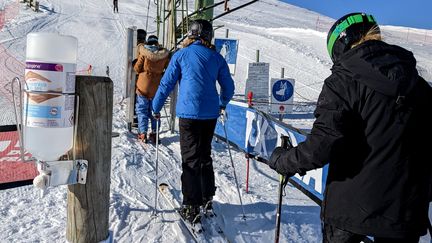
[66,75,113,243]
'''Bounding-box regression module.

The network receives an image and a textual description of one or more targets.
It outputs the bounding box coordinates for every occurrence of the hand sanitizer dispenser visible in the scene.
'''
[12,33,88,191]
[24,33,77,161]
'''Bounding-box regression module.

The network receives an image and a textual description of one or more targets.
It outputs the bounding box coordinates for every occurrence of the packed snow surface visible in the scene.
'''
[0,0,431,242]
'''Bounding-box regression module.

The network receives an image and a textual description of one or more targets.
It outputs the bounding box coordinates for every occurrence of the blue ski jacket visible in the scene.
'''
[152,40,235,119]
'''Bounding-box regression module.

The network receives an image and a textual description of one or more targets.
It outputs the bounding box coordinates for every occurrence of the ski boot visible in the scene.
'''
[148,132,161,144]
[202,197,215,217]
[138,133,148,143]
[179,205,201,225]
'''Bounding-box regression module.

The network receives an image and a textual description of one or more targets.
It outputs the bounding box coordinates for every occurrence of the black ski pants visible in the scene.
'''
[179,118,217,206]
[113,0,118,12]
[323,223,420,243]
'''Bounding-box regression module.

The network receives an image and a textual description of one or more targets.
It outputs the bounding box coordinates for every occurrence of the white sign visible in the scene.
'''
[270,78,295,114]
[245,62,270,112]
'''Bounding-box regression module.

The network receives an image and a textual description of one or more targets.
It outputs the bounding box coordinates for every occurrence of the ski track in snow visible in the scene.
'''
[0,0,431,242]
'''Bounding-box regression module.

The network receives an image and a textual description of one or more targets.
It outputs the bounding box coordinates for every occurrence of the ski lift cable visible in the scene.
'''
[211,0,258,22]
[145,0,151,31]
[169,0,233,49]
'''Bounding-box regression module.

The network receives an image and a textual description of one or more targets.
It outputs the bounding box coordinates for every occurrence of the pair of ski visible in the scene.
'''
[134,132,228,242]
[158,183,230,243]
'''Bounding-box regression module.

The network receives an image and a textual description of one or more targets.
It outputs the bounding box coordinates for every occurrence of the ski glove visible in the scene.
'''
[219,107,227,124]
[268,147,295,178]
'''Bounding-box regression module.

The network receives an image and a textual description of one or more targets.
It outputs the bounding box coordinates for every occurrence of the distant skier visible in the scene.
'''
[134,35,169,143]
[113,0,118,13]
[152,19,235,224]
[130,29,147,129]
[268,12,432,242]
[87,64,92,75]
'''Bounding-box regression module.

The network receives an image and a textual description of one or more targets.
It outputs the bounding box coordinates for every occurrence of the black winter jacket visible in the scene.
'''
[273,40,432,238]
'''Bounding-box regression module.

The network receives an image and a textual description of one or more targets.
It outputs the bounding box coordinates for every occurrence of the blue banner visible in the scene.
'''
[215,101,328,202]
[214,38,239,75]
[214,38,239,65]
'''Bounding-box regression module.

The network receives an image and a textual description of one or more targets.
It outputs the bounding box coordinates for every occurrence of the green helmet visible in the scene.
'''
[327,12,379,62]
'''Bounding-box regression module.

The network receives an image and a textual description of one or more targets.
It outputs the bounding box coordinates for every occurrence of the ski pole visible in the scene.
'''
[275,135,291,243]
[163,105,170,131]
[245,154,250,194]
[221,113,247,220]
[152,118,160,217]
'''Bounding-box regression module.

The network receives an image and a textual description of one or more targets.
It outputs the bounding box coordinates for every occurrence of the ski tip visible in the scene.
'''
[158,183,169,191]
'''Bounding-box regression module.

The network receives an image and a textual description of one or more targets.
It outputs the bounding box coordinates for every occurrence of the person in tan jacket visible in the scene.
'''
[136,29,147,59]
[133,35,169,143]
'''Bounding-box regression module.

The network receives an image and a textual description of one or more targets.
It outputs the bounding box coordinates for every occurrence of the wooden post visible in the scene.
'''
[123,27,135,99]
[225,29,229,38]
[256,50,260,62]
[124,27,136,132]
[66,76,113,243]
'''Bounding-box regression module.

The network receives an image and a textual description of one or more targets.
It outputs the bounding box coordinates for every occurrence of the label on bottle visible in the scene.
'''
[23,92,74,128]
[25,61,76,93]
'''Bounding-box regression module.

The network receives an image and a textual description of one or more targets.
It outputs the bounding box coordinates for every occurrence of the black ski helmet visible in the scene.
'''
[327,12,379,62]
[147,35,159,45]
[187,19,213,42]
[137,29,147,44]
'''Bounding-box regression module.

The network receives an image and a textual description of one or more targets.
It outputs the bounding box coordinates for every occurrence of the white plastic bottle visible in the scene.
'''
[23,33,78,161]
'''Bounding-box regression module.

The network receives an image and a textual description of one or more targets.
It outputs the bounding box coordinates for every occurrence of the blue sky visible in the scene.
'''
[280,0,431,30]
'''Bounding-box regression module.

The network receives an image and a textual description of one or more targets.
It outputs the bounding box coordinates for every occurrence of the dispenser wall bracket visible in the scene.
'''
[76,160,88,185]
[38,159,88,187]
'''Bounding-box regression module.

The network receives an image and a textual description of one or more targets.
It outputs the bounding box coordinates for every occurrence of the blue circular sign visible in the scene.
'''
[272,80,294,102]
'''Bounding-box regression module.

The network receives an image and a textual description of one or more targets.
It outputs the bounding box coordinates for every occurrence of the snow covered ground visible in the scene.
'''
[0,0,431,242]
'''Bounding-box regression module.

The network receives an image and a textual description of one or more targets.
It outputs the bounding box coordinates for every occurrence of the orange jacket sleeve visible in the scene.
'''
[134,55,145,73]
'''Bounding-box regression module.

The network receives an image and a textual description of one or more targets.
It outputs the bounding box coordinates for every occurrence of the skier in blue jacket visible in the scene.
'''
[152,19,235,224]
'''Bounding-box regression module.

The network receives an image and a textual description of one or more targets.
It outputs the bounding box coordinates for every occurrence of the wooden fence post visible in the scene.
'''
[256,49,260,62]
[66,75,113,243]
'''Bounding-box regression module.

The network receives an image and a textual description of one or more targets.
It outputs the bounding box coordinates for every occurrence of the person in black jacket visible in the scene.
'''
[268,12,432,243]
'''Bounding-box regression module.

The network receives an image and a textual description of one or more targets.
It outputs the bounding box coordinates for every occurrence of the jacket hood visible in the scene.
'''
[141,46,169,61]
[332,40,418,97]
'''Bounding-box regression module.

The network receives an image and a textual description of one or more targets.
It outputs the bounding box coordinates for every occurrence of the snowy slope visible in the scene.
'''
[0,0,431,242]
